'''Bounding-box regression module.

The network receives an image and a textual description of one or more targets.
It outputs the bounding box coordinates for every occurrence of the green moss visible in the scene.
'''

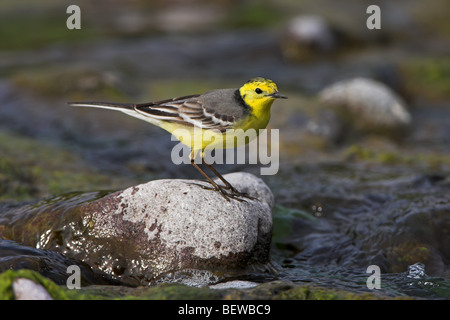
[0,158,38,200]
[1,269,406,300]
[0,4,98,51]
[11,67,127,100]
[0,270,223,300]
[223,1,283,29]
[274,285,383,300]
[411,1,450,38]
[399,57,450,102]
[345,145,403,165]
[272,205,317,246]
[0,130,124,201]
[387,243,431,273]
[0,269,89,300]
[130,283,222,300]
[0,269,143,300]
[344,144,450,169]
[345,145,373,161]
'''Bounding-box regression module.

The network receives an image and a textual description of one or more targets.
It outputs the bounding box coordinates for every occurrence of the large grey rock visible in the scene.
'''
[319,77,412,134]
[76,172,274,286]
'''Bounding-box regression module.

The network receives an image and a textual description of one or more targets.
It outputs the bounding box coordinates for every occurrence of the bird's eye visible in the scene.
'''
[255,88,263,94]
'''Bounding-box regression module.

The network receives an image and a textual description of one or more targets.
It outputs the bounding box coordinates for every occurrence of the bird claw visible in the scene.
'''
[188,182,255,202]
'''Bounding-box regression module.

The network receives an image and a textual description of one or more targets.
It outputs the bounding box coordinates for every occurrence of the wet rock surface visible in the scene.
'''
[0,173,274,286]
[0,238,119,286]
[77,172,274,286]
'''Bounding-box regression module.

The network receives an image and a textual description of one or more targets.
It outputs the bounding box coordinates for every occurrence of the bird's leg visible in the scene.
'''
[189,158,227,198]
[189,151,232,201]
[201,158,255,200]
[188,151,249,202]
[201,159,239,193]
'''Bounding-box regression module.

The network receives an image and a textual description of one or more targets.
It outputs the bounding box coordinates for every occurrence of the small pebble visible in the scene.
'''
[13,278,53,300]
[209,280,259,290]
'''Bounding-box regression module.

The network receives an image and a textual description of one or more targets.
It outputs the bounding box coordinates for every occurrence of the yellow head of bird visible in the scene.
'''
[239,77,287,112]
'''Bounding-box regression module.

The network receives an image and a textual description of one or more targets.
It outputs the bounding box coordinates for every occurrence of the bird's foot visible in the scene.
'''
[189,181,255,202]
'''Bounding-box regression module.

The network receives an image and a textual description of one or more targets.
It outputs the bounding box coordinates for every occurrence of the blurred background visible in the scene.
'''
[1,0,450,298]
[0,0,449,199]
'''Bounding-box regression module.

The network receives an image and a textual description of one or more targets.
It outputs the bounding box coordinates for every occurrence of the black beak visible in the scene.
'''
[268,91,288,99]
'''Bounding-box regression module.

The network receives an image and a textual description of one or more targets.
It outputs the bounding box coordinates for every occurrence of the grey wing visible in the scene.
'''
[135,90,243,132]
